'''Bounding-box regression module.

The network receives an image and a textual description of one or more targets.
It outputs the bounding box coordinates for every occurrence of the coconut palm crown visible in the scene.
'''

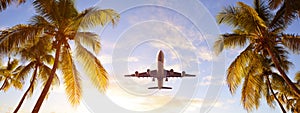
[214,0,300,111]
[0,0,119,112]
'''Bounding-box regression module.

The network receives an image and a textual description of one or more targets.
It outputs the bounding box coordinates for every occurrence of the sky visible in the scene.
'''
[0,0,299,113]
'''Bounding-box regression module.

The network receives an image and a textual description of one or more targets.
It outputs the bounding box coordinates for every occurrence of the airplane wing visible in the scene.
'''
[166,69,196,77]
[124,69,157,77]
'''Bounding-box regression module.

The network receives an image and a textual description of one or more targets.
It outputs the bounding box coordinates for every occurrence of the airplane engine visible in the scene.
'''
[182,71,186,77]
[147,69,150,75]
[169,69,174,75]
[135,71,139,77]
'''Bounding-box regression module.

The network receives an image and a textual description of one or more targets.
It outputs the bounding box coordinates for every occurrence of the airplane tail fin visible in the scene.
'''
[148,87,172,89]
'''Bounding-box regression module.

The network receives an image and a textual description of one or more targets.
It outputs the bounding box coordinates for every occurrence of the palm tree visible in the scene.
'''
[214,0,300,99]
[0,0,119,112]
[13,35,60,113]
[0,0,26,12]
[219,43,289,112]
[0,58,23,91]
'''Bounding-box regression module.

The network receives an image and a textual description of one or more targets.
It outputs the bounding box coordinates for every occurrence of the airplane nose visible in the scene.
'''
[159,50,163,55]
[158,50,164,62]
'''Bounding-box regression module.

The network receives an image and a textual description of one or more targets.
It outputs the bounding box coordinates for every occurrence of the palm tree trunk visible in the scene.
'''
[265,75,286,113]
[0,81,5,90]
[32,41,62,113]
[266,46,300,97]
[0,79,8,90]
[13,64,38,113]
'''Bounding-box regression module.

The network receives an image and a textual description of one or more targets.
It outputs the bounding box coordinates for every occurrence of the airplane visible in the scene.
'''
[124,50,196,89]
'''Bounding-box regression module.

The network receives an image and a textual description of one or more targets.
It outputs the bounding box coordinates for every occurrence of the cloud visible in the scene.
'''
[127,56,139,62]
[101,40,116,50]
[0,105,6,113]
[226,99,237,104]
[198,75,225,86]
[198,76,213,86]
[165,64,181,72]
[98,52,139,66]
[106,80,173,111]
[189,98,224,108]
[99,75,227,113]
[197,47,213,61]
[0,105,30,113]
[119,7,205,52]
[226,48,244,57]
[73,102,91,113]
[51,84,65,93]
[0,26,7,30]
[145,33,196,52]
[98,54,112,64]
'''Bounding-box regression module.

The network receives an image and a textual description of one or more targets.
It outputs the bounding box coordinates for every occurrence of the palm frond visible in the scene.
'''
[216,5,239,26]
[1,77,23,91]
[237,2,267,32]
[271,73,296,97]
[15,61,35,82]
[268,0,283,9]
[295,71,300,83]
[74,32,101,54]
[269,8,287,31]
[241,55,265,111]
[269,0,300,30]
[217,2,267,33]
[19,35,53,61]
[0,24,42,54]
[0,0,25,12]
[0,78,10,91]
[56,0,78,20]
[254,0,272,24]
[38,64,59,87]
[27,65,38,98]
[75,8,120,30]
[28,75,37,98]
[13,65,25,74]
[281,34,300,54]
[74,42,108,92]
[241,70,263,111]
[7,59,19,71]
[29,15,55,33]
[41,55,54,65]
[33,0,59,25]
[286,99,294,111]
[214,33,250,55]
[270,73,286,90]
[0,57,2,67]
[270,45,294,72]
[213,38,224,55]
[60,47,81,106]
[227,45,254,94]
[0,0,13,11]
[262,78,276,108]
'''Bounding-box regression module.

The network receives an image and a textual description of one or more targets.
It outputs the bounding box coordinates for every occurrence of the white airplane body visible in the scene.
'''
[125,50,196,89]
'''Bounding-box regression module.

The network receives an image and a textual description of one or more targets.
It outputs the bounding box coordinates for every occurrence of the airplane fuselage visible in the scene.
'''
[157,50,164,89]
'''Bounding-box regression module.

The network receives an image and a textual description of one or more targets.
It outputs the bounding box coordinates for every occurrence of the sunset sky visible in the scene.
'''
[0,0,299,113]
